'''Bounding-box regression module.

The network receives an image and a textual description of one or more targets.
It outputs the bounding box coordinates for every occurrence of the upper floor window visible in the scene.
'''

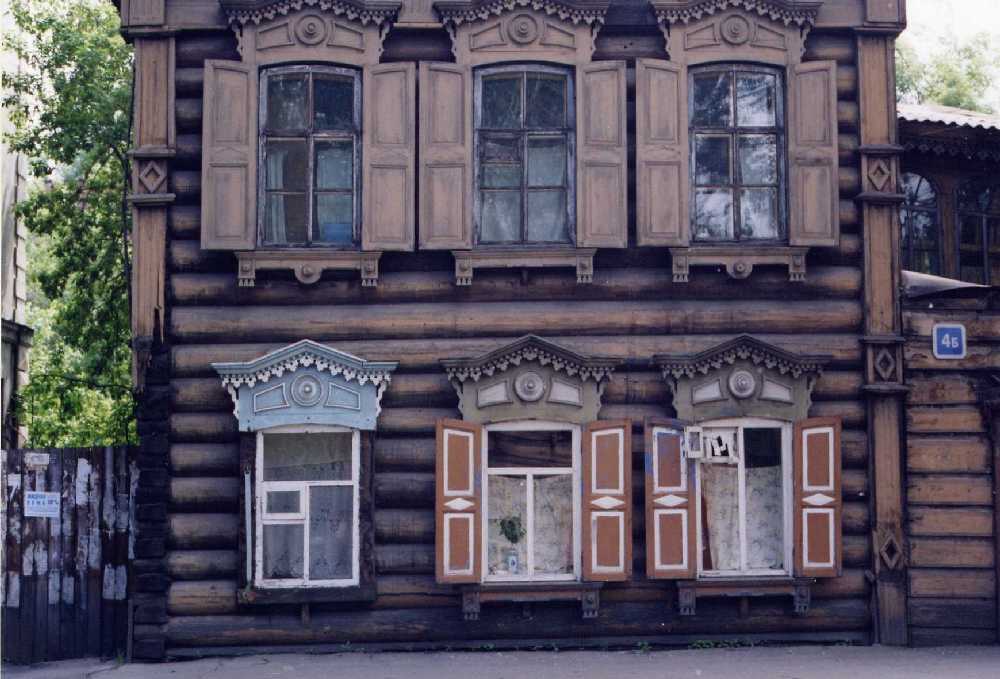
[899,173,940,275]
[690,64,785,243]
[474,65,575,246]
[260,65,361,247]
[957,178,1000,284]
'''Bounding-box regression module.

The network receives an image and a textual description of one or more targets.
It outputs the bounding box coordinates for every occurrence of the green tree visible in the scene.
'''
[2,0,136,445]
[896,32,998,113]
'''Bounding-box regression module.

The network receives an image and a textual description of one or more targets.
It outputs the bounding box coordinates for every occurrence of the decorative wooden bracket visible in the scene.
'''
[452,248,596,286]
[676,578,814,617]
[459,582,602,621]
[669,246,808,283]
[236,250,382,287]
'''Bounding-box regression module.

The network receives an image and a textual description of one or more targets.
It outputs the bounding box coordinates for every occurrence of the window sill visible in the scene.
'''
[237,583,377,606]
[452,248,596,286]
[236,250,381,287]
[676,577,814,616]
[459,581,603,621]
[669,246,808,283]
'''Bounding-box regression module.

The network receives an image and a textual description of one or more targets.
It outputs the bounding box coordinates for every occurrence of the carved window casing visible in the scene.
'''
[201,1,413,288]
[643,0,839,282]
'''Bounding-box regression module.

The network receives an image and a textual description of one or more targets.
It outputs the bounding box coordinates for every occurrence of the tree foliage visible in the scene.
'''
[2,0,135,446]
[896,32,999,113]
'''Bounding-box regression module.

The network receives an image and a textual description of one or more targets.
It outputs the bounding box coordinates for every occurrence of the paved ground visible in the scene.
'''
[5,645,1000,679]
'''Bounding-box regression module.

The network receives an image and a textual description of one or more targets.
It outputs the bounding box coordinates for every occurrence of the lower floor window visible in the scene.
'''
[485,425,580,581]
[696,420,791,576]
[256,428,360,587]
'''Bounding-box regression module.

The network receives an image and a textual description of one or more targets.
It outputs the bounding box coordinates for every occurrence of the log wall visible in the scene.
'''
[130,12,880,659]
[902,301,1000,646]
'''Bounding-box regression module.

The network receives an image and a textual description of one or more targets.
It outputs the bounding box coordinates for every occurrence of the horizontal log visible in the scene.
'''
[836,65,857,97]
[907,375,981,406]
[170,204,200,240]
[168,580,238,616]
[905,311,1000,341]
[909,507,995,538]
[908,598,997,630]
[907,436,991,474]
[909,569,996,599]
[907,474,993,506]
[172,169,200,199]
[163,598,869,647]
[166,550,238,580]
[906,406,986,434]
[171,443,239,476]
[842,534,869,568]
[904,341,1000,371]
[804,36,855,65]
[176,99,201,133]
[910,627,998,647]
[169,513,239,549]
[376,543,433,574]
[176,133,200,167]
[837,102,859,133]
[171,477,240,510]
[176,35,238,67]
[175,67,202,96]
[909,538,995,568]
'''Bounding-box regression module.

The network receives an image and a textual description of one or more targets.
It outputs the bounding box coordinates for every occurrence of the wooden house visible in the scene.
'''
[119,0,952,660]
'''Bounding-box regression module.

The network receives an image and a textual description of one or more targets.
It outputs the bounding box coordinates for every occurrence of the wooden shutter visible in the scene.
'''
[582,420,632,581]
[788,61,840,247]
[363,63,416,251]
[644,419,695,579]
[793,417,842,577]
[576,61,628,249]
[636,60,689,247]
[435,419,482,583]
[201,60,256,250]
[419,63,472,250]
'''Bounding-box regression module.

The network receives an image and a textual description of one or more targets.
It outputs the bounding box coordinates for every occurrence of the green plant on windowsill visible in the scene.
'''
[499,516,526,544]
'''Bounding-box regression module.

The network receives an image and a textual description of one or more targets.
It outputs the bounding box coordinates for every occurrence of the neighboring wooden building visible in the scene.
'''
[120,0,927,660]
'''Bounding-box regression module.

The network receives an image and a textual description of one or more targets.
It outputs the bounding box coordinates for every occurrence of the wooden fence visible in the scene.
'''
[1,446,134,664]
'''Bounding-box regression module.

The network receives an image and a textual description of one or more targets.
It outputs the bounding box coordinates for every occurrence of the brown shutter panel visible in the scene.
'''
[362,63,416,251]
[636,60,689,247]
[582,420,632,581]
[788,61,840,247]
[201,60,256,250]
[644,419,695,579]
[419,63,473,250]
[576,61,628,249]
[435,419,482,583]
[793,417,842,578]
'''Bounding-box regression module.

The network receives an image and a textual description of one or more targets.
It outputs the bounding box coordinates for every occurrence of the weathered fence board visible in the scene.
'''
[1,447,133,665]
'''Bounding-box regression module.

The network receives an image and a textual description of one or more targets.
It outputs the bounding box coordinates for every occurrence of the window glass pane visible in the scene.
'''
[700,463,739,571]
[309,485,353,580]
[262,433,353,482]
[480,191,522,242]
[264,193,308,244]
[262,524,304,579]
[482,165,521,188]
[266,74,308,132]
[526,190,569,243]
[482,74,522,129]
[316,141,353,190]
[739,188,779,239]
[266,490,299,514]
[265,140,308,191]
[913,250,940,276]
[692,72,732,127]
[958,180,992,213]
[738,135,777,185]
[488,431,573,468]
[481,134,522,163]
[736,73,777,127]
[527,137,567,187]
[314,74,355,131]
[487,475,528,577]
[990,218,1000,248]
[525,73,567,128]
[744,428,784,570]
[315,193,353,244]
[902,173,936,207]
[693,188,734,240]
[694,135,731,185]
[533,475,574,575]
[960,215,982,246]
[907,210,937,248]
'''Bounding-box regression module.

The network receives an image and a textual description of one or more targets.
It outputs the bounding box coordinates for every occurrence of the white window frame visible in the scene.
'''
[481,420,581,583]
[254,424,361,589]
[694,417,793,579]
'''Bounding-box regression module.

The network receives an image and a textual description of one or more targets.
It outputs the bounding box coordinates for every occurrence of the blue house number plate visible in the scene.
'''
[932,323,966,360]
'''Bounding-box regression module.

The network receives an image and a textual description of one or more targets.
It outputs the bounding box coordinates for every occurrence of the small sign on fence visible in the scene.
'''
[24,491,61,518]
[24,452,50,468]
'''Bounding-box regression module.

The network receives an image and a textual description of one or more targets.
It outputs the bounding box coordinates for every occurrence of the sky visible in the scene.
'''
[902,0,1000,110]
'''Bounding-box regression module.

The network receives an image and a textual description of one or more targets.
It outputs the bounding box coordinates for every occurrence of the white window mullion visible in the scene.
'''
[737,425,748,574]
[526,472,535,578]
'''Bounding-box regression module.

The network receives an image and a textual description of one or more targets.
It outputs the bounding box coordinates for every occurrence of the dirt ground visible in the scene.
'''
[4,645,1000,679]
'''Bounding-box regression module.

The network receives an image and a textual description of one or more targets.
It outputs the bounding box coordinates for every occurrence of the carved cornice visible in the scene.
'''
[655,334,827,380]
[433,0,610,26]
[651,0,822,27]
[442,335,618,383]
[221,0,402,26]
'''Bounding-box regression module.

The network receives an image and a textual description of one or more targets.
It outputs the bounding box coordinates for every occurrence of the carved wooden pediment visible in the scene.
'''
[442,335,618,424]
[654,335,827,421]
[214,339,397,431]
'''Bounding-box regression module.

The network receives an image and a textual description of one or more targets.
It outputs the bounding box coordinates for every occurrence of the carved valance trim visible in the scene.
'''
[652,0,822,27]
[655,334,827,379]
[221,0,402,26]
[433,0,610,26]
[443,335,618,383]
